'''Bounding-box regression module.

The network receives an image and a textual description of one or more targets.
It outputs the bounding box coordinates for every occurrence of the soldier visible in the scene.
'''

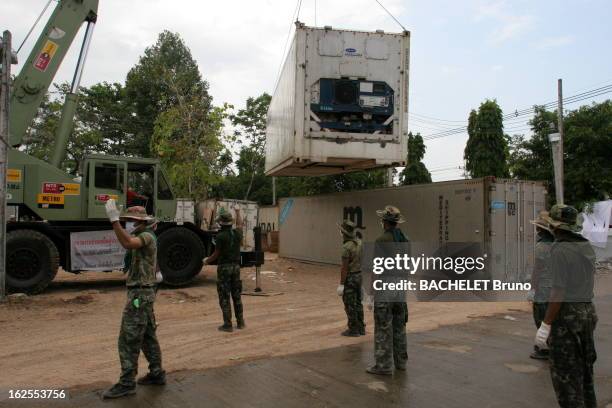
[366,205,409,376]
[528,211,554,360]
[102,201,165,399]
[535,204,598,408]
[337,220,365,337]
[204,207,245,332]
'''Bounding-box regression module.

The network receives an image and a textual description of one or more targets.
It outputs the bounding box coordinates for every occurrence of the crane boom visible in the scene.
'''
[9,0,98,154]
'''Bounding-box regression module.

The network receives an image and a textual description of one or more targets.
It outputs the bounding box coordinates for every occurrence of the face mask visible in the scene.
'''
[126,222,136,233]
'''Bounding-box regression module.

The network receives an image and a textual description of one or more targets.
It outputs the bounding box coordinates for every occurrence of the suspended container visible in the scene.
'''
[265,23,410,176]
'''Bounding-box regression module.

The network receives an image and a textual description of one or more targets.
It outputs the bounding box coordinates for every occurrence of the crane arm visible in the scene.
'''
[9,0,98,149]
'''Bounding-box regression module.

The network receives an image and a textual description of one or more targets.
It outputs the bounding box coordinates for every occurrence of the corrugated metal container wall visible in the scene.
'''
[258,205,279,232]
[265,23,410,176]
[278,178,546,282]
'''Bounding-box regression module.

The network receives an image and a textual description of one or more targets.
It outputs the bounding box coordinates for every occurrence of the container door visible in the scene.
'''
[87,159,127,219]
[518,183,546,282]
[488,181,521,282]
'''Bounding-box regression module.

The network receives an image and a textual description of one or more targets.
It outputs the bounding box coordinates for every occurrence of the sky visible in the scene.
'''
[2,0,612,181]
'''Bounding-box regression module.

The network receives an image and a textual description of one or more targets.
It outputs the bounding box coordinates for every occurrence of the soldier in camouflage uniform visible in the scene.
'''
[528,211,554,360]
[337,220,365,337]
[535,204,598,408]
[204,207,245,332]
[103,201,165,399]
[366,206,409,376]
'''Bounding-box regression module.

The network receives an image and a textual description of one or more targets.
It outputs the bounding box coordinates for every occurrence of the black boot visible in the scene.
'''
[137,371,166,385]
[236,318,246,329]
[341,329,360,337]
[366,365,393,376]
[218,323,233,332]
[530,346,549,360]
[102,383,136,399]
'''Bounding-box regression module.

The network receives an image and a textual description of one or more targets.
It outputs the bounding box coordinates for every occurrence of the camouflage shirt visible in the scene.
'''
[126,229,157,287]
[533,237,553,302]
[550,231,595,302]
[215,227,242,265]
[342,239,362,274]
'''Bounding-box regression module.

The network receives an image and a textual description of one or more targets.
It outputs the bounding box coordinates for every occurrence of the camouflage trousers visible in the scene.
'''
[118,288,163,387]
[342,273,365,333]
[373,301,408,370]
[550,302,598,408]
[216,264,243,324]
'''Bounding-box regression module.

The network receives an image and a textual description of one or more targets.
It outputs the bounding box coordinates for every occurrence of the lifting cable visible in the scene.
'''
[17,0,55,55]
[373,0,407,32]
[273,0,304,92]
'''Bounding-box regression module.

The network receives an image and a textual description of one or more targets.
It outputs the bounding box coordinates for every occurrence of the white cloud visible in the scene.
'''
[4,0,406,109]
[534,35,576,49]
[473,0,535,44]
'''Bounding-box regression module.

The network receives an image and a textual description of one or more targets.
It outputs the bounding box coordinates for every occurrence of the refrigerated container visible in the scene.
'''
[265,23,410,176]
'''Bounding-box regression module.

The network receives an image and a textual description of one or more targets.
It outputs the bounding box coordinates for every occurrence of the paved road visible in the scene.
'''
[3,295,611,408]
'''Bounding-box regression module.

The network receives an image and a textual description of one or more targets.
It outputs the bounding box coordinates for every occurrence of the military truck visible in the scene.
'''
[5,0,262,293]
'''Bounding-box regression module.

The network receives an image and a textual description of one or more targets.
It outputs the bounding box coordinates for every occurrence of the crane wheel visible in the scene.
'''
[6,229,60,294]
[157,227,205,286]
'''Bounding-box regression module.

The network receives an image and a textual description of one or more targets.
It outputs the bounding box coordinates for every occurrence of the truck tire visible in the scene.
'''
[6,229,60,294]
[157,227,205,286]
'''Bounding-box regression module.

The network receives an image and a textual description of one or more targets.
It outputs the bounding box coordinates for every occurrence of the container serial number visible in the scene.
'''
[8,389,67,399]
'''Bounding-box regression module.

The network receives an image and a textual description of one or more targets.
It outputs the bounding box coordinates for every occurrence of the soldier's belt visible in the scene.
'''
[126,284,156,290]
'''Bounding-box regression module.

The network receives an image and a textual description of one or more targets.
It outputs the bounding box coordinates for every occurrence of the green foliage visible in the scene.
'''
[509,101,612,208]
[464,99,510,178]
[152,100,228,200]
[400,132,432,185]
[23,83,106,174]
[276,170,389,198]
[125,30,211,157]
[508,105,556,188]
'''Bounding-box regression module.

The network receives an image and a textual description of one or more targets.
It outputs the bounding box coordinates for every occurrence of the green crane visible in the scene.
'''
[5,0,263,294]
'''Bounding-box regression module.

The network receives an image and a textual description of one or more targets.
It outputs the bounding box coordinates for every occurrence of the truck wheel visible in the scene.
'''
[157,227,205,286]
[6,229,59,294]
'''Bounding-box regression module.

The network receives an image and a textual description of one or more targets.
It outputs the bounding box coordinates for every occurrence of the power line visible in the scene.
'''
[422,84,612,140]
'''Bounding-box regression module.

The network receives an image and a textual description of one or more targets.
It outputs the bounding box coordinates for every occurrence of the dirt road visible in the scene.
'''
[0,255,529,392]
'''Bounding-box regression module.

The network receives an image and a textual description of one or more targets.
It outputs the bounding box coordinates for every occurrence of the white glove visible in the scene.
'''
[535,322,551,350]
[337,284,344,296]
[365,295,374,311]
[105,199,120,223]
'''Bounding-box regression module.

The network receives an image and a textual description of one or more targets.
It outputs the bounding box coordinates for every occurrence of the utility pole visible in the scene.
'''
[549,79,565,205]
[1,31,17,301]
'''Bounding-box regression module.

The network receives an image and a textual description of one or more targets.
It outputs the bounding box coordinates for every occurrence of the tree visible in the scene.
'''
[508,106,556,186]
[78,82,137,157]
[151,94,228,200]
[23,83,106,175]
[400,132,432,185]
[508,100,612,208]
[125,31,211,157]
[464,99,510,178]
[229,93,271,200]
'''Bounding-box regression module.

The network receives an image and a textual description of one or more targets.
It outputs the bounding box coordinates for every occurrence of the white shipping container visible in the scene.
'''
[265,23,410,176]
[278,178,548,283]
